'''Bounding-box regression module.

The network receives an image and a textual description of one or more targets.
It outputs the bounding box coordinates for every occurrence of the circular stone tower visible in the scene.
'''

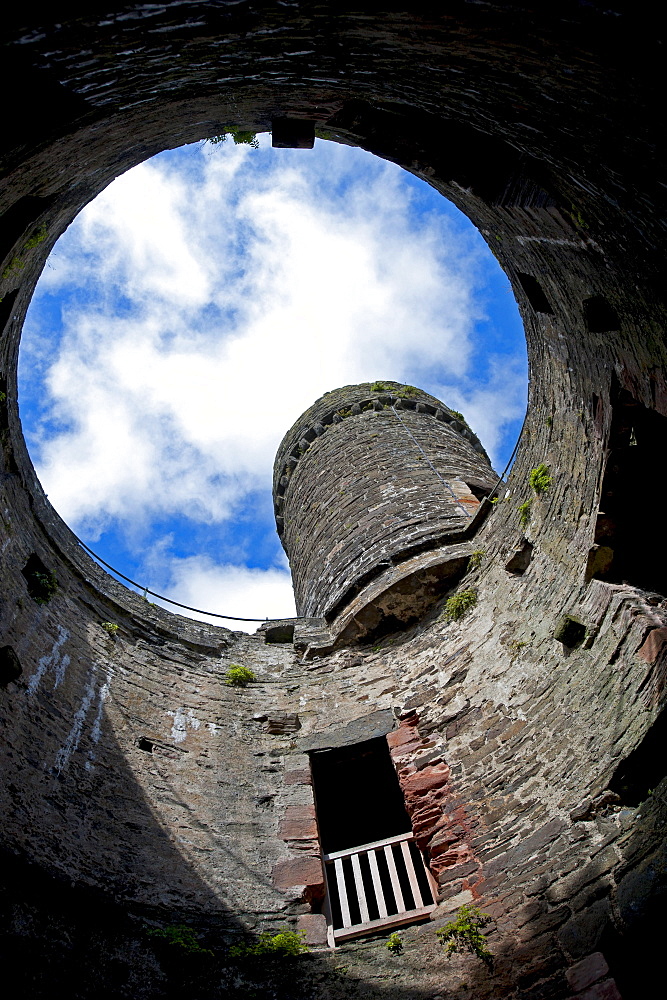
[273,382,497,646]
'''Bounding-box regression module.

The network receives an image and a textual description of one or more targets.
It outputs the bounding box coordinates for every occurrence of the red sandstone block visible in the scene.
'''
[566,954,609,993]
[285,769,312,785]
[386,726,419,748]
[402,766,449,794]
[411,808,443,833]
[576,978,622,1000]
[284,805,315,819]
[296,913,329,946]
[411,805,443,825]
[395,708,419,721]
[272,855,324,889]
[410,786,445,805]
[279,817,318,840]
[390,739,426,757]
[637,627,667,664]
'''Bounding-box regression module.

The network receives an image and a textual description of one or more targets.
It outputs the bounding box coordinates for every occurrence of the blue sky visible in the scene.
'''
[18,136,527,629]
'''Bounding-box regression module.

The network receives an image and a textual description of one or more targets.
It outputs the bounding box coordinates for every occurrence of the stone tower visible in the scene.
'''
[274,382,497,646]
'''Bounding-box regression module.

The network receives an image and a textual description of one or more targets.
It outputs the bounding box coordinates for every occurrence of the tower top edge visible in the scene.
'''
[273,381,487,484]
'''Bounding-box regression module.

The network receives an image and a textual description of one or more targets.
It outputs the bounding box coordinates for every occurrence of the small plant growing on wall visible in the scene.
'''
[442,589,477,622]
[386,931,403,954]
[2,224,48,280]
[147,923,213,957]
[22,554,58,605]
[34,574,56,600]
[225,664,256,687]
[528,463,551,494]
[436,905,493,968]
[392,384,419,398]
[518,499,532,527]
[517,463,551,527]
[468,549,484,571]
[229,929,308,960]
[207,128,260,148]
[100,622,119,634]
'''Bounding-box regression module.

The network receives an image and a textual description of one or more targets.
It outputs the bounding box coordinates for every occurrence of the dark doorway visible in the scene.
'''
[309,737,411,855]
[601,895,666,1000]
[591,389,667,595]
[609,706,667,807]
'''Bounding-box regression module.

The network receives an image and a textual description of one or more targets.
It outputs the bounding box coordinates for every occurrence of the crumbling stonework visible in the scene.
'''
[1,5,666,999]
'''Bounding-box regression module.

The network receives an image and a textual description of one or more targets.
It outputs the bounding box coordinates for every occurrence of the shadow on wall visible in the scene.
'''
[0,847,539,1000]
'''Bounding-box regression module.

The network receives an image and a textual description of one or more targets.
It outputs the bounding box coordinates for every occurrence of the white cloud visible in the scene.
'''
[20,136,526,620]
[431,355,528,473]
[153,556,296,632]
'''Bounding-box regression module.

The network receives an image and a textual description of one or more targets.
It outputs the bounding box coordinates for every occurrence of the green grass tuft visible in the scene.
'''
[229,929,308,960]
[518,499,532,527]
[386,931,403,955]
[147,924,213,956]
[442,589,477,622]
[225,664,256,687]
[528,463,551,494]
[468,549,484,571]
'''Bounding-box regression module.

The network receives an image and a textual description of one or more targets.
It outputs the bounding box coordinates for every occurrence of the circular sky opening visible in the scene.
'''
[18,135,527,630]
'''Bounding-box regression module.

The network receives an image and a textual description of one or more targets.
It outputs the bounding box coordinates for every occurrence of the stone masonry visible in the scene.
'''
[1,5,666,999]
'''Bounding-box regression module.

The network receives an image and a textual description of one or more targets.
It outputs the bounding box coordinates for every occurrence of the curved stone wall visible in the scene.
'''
[0,5,666,999]
[274,382,497,627]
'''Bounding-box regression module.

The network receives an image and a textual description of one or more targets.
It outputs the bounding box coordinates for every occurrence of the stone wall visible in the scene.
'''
[1,4,666,999]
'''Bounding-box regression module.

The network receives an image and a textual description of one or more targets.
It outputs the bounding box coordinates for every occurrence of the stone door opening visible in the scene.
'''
[310,738,436,943]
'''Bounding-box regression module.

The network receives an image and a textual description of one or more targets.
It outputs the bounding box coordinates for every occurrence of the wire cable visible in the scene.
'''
[481,407,527,503]
[77,539,270,622]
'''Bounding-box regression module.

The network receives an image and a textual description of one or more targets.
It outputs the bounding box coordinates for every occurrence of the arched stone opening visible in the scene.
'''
[1,6,666,999]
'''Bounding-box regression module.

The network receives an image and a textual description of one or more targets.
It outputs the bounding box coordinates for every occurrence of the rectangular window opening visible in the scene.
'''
[310,737,436,944]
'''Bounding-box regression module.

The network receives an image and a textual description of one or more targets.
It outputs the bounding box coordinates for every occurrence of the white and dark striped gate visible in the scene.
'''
[323,831,437,945]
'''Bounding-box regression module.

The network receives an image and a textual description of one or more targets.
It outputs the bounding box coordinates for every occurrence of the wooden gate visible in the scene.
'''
[323,832,437,944]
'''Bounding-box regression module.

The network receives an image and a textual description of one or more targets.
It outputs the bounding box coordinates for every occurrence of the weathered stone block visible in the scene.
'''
[279,816,318,841]
[264,712,301,734]
[386,724,420,748]
[285,769,312,785]
[565,952,609,993]
[401,765,449,795]
[296,913,329,946]
[637,627,667,663]
[271,855,324,890]
[546,848,618,905]
[558,899,611,960]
